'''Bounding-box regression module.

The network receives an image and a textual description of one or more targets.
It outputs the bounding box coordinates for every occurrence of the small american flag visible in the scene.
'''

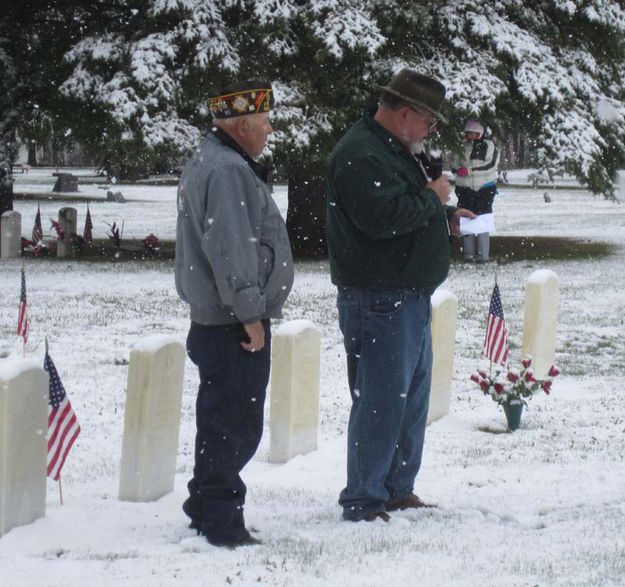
[32,204,43,243]
[44,352,81,481]
[482,284,510,367]
[17,268,29,345]
[83,205,93,243]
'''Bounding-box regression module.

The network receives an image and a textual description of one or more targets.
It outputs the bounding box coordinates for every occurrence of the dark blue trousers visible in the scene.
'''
[337,287,432,521]
[185,320,271,544]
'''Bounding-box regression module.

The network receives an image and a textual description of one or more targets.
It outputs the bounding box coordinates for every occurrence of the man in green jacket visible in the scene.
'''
[326,69,474,522]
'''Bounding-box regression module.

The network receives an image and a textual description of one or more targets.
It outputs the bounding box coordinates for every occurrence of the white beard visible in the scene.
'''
[410,141,425,155]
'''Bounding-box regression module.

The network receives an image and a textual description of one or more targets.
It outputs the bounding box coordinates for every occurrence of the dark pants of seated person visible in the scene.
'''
[184,320,270,545]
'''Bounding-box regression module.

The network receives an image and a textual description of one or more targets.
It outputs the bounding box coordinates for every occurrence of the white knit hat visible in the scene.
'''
[464,119,484,136]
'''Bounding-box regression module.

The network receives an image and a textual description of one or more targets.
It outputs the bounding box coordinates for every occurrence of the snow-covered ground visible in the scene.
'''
[1,169,625,586]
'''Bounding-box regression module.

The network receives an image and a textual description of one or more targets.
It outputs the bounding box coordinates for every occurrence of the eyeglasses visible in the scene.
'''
[408,106,437,132]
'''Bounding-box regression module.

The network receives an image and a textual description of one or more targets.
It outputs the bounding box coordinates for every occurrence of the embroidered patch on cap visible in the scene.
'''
[209,87,273,119]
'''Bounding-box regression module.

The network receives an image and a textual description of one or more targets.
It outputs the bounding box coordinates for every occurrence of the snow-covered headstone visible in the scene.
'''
[0,359,48,537]
[269,320,321,464]
[522,270,560,379]
[0,210,21,259]
[118,336,185,502]
[428,289,458,424]
[56,207,77,258]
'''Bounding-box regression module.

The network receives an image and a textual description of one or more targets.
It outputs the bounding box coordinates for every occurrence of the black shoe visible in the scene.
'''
[182,498,201,534]
[188,519,201,534]
[205,532,262,548]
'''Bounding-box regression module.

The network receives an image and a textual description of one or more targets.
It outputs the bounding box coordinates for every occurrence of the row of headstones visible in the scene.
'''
[0,208,79,258]
[0,270,559,537]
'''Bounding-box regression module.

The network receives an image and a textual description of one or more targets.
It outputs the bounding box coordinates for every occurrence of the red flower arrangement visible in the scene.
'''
[470,356,560,406]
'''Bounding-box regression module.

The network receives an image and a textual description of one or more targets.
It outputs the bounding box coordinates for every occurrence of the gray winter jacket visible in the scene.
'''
[175,129,294,325]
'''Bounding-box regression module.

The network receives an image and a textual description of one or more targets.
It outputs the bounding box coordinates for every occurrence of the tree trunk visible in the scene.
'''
[286,166,328,259]
[28,143,38,166]
[0,184,12,218]
[0,139,14,219]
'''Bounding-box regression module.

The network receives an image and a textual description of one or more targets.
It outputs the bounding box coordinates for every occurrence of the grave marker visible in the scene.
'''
[52,173,78,193]
[119,336,185,502]
[0,360,48,537]
[522,270,560,379]
[269,320,321,463]
[428,289,458,424]
[56,207,77,258]
[0,210,21,258]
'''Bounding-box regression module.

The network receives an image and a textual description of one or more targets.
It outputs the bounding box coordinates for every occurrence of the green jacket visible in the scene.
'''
[326,111,455,294]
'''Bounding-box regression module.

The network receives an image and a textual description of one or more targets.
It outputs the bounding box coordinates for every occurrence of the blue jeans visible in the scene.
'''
[185,320,271,543]
[337,287,432,520]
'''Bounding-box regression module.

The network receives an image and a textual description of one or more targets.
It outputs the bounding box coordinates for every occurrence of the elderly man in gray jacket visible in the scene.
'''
[175,79,294,547]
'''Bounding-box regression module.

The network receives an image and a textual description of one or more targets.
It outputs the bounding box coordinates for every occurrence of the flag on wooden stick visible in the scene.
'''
[44,350,81,481]
[17,267,29,345]
[83,205,93,243]
[482,283,510,367]
[32,204,43,243]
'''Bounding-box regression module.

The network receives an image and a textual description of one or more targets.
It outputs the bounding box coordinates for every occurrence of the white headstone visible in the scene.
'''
[428,289,458,424]
[522,269,560,379]
[57,207,77,258]
[0,359,48,537]
[269,320,321,464]
[118,336,185,502]
[1,210,22,259]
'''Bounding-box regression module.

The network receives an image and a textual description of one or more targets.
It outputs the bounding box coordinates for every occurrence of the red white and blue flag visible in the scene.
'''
[17,268,29,345]
[32,204,43,243]
[44,352,81,481]
[83,205,93,243]
[482,284,510,367]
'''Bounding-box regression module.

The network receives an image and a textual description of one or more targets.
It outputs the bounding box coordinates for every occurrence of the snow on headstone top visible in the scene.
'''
[0,358,42,381]
[432,289,456,307]
[527,269,559,285]
[132,335,181,353]
[275,320,320,337]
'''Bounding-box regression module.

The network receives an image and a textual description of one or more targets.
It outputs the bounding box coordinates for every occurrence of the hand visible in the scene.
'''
[450,208,477,236]
[241,321,265,352]
[455,167,469,177]
[426,174,452,205]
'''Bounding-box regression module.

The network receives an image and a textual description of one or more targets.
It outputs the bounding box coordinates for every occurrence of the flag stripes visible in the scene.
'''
[17,268,29,344]
[32,204,43,243]
[44,352,81,481]
[482,284,510,367]
[47,397,81,480]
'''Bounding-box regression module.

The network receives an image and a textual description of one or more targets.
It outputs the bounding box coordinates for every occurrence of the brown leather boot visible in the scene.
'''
[386,494,433,512]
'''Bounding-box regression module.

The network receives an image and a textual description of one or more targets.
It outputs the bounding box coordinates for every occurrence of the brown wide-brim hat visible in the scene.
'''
[379,69,448,124]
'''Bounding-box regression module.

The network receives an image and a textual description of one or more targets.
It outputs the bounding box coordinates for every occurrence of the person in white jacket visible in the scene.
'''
[453,120,500,262]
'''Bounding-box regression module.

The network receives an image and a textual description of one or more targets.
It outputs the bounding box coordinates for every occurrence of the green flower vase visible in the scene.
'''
[503,403,523,431]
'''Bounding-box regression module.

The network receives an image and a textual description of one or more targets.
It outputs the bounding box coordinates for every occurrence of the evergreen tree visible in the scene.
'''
[30,0,625,256]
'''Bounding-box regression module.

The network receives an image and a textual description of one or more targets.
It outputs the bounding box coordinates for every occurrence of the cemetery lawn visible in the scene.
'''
[1,169,625,586]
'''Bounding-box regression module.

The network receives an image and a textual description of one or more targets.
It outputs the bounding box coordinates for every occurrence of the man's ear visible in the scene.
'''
[237,117,249,137]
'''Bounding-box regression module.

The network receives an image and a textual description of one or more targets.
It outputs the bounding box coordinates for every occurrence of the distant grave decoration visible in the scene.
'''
[106,221,122,250]
[143,233,160,257]
[470,357,560,431]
